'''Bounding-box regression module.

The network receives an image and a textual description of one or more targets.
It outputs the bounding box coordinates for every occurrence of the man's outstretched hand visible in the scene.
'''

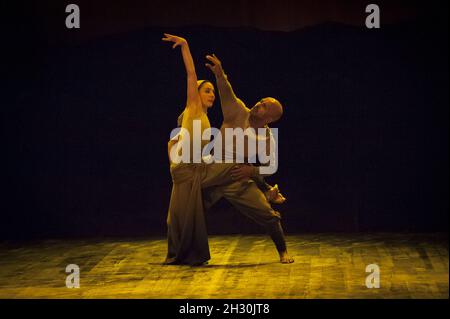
[205,54,225,78]
[162,33,187,49]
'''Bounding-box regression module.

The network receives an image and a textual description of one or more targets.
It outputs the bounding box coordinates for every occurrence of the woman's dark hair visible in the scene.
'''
[197,80,213,91]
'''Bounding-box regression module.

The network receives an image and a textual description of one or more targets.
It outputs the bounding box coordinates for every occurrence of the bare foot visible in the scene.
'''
[191,261,209,267]
[162,257,180,265]
[272,192,286,204]
[279,251,294,264]
[265,184,286,204]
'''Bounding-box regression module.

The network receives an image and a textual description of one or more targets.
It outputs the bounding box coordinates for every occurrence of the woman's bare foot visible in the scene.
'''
[279,251,294,264]
[191,261,209,267]
[265,184,286,204]
[163,257,180,265]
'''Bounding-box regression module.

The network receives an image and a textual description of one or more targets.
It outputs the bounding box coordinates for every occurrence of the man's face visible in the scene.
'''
[250,97,283,124]
[250,98,270,120]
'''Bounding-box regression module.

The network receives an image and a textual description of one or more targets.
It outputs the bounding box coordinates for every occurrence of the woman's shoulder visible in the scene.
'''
[183,107,208,120]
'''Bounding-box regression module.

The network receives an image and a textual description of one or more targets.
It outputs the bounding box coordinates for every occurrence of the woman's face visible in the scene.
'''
[199,82,215,108]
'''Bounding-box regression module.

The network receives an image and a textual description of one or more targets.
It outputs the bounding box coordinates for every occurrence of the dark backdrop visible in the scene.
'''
[2,1,448,239]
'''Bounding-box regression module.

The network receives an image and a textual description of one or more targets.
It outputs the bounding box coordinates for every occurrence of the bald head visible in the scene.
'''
[249,97,284,125]
[265,97,283,123]
[249,97,284,126]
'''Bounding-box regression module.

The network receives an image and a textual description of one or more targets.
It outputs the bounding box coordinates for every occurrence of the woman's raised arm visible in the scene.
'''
[162,33,202,116]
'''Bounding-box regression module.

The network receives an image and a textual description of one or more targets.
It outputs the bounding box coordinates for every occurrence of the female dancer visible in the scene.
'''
[162,33,217,265]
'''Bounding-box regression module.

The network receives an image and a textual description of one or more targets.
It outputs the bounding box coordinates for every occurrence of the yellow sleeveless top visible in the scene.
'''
[178,109,211,161]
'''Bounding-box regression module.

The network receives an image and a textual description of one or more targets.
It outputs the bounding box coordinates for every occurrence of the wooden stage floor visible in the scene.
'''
[0,233,448,299]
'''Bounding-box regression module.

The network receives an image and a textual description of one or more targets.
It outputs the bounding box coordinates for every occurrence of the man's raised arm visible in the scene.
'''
[205,54,247,123]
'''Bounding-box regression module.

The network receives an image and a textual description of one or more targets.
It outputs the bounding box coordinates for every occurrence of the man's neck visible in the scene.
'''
[248,116,266,129]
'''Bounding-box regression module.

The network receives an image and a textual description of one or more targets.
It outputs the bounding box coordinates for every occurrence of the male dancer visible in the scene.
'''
[204,54,294,264]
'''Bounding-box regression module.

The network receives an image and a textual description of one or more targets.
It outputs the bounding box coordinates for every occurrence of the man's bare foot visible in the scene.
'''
[279,251,294,264]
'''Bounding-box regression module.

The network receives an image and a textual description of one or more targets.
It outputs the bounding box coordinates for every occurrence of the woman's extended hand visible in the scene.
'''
[162,33,187,49]
[162,32,200,114]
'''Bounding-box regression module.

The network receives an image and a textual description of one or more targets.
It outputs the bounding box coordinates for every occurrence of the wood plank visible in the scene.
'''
[0,234,447,298]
